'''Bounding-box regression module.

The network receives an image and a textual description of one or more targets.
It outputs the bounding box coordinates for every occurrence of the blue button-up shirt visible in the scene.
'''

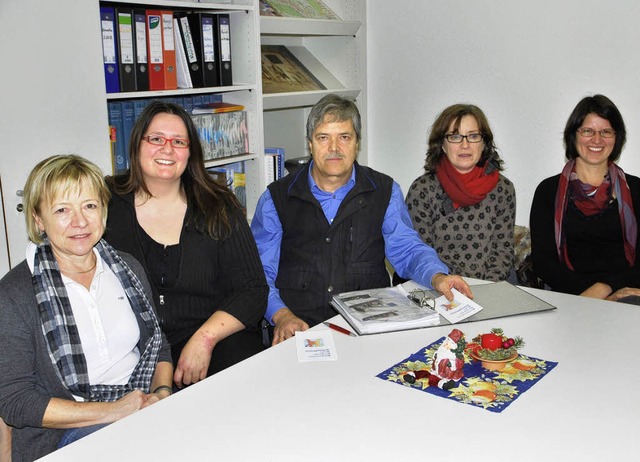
[251,163,449,323]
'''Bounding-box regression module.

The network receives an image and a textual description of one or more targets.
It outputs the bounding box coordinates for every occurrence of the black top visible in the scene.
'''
[104,180,268,374]
[530,172,640,294]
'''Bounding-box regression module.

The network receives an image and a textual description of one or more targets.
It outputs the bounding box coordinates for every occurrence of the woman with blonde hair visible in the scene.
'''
[0,155,172,461]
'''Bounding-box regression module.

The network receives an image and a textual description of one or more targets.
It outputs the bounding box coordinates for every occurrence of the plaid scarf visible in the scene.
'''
[554,160,637,270]
[32,238,162,402]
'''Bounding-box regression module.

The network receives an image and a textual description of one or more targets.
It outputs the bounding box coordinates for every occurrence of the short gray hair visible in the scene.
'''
[306,94,361,143]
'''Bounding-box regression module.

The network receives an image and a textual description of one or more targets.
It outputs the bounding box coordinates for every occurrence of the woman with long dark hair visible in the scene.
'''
[105,101,267,388]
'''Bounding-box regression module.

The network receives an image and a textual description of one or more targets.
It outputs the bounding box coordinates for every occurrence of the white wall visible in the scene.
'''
[0,0,110,267]
[366,0,640,226]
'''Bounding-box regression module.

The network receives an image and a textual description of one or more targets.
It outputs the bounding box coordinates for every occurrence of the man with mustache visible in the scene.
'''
[251,94,472,345]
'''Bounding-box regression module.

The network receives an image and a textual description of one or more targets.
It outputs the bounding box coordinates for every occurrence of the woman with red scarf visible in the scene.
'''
[406,104,515,281]
[530,94,640,302]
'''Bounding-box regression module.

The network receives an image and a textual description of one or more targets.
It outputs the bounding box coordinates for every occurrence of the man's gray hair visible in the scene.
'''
[306,94,361,143]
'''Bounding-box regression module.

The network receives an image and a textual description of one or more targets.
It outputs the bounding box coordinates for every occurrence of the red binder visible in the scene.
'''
[160,10,177,90]
[146,10,165,90]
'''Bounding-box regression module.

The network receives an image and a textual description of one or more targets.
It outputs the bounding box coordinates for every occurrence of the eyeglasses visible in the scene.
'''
[576,128,616,139]
[407,289,436,309]
[142,135,190,148]
[444,133,484,143]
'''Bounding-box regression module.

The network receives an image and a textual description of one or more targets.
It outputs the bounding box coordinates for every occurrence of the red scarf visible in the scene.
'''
[554,160,637,269]
[436,157,500,208]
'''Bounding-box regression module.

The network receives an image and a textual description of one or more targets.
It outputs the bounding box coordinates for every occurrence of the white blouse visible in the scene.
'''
[27,244,140,396]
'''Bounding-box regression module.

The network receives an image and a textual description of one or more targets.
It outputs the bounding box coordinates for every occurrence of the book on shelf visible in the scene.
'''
[261,45,326,94]
[264,147,285,183]
[100,6,120,93]
[107,101,128,174]
[264,155,276,186]
[185,12,220,87]
[109,125,117,174]
[259,0,340,20]
[192,110,249,160]
[146,10,165,90]
[173,17,193,89]
[330,282,441,335]
[213,14,233,86]
[191,101,245,114]
[207,161,246,215]
[133,9,149,91]
[175,12,204,88]
[121,101,136,169]
[115,8,136,92]
[160,10,178,90]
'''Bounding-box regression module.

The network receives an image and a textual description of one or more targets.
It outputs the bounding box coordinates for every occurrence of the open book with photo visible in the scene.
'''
[331,280,556,335]
[330,282,441,335]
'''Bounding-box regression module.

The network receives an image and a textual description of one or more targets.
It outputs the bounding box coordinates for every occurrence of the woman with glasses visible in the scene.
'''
[104,101,268,390]
[530,94,640,302]
[405,104,515,281]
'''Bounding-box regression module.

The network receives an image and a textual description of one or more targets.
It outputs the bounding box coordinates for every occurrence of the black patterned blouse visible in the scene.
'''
[406,173,516,281]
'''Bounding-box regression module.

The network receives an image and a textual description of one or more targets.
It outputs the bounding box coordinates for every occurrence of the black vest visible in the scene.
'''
[269,163,393,326]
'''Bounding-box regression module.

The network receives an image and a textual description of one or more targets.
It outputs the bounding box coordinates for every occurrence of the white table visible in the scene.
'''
[39,286,640,461]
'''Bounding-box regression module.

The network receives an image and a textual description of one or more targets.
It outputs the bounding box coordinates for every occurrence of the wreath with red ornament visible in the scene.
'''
[466,328,525,361]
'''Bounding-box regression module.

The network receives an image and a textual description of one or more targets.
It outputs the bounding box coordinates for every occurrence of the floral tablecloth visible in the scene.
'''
[376,336,558,413]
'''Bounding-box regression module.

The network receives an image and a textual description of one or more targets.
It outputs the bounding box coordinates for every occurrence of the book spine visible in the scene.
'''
[265,147,285,180]
[107,102,127,174]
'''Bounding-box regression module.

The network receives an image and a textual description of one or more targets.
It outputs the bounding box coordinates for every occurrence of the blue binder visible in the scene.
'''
[100,7,120,93]
[121,101,135,169]
[107,102,127,173]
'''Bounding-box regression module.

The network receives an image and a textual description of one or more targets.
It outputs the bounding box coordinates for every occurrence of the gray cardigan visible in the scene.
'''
[0,252,172,462]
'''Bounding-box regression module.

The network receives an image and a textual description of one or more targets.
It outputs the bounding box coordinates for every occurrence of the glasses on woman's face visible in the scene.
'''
[576,128,616,139]
[142,135,190,148]
[444,133,484,144]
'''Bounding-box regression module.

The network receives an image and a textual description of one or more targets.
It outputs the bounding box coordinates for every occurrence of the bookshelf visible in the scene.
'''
[259,0,366,165]
[0,0,363,274]
[100,0,266,219]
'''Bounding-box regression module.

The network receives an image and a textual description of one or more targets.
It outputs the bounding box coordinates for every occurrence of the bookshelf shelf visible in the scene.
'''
[204,152,258,168]
[263,88,360,111]
[260,16,361,36]
[259,0,366,166]
[104,0,255,11]
[105,84,257,100]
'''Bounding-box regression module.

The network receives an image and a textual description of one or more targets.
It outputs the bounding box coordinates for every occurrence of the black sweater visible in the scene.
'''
[104,184,268,373]
[530,172,640,294]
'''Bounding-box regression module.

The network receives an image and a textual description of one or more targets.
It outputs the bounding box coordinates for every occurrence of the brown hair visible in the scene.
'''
[107,100,241,239]
[424,104,503,173]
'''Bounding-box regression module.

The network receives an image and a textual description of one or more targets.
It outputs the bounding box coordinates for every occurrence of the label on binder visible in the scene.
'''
[148,15,163,64]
